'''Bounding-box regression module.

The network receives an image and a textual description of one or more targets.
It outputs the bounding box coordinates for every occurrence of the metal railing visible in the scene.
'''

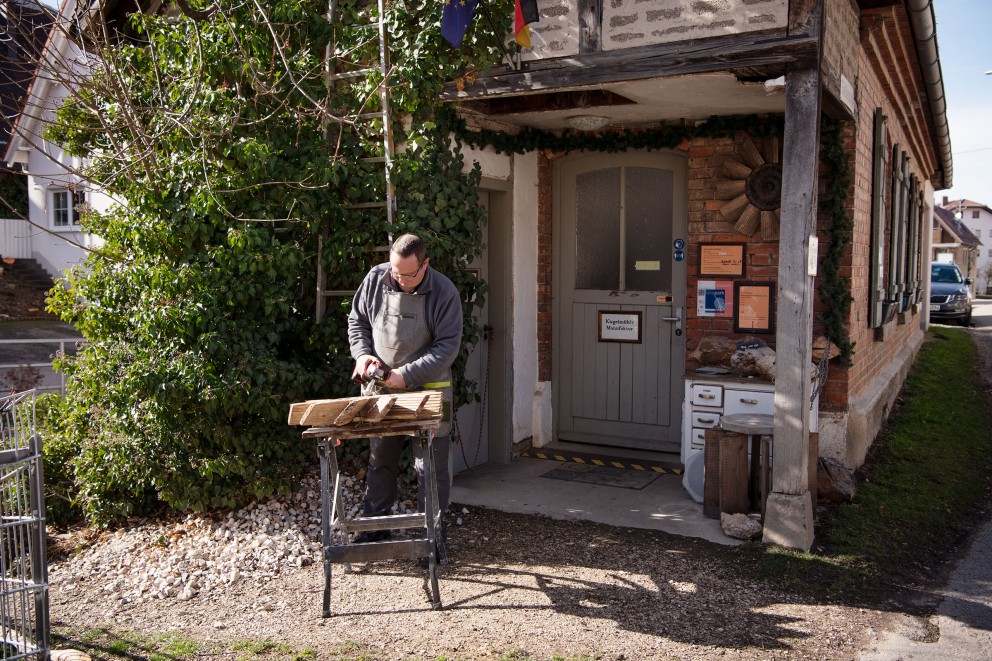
[0,339,81,396]
[0,390,49,659]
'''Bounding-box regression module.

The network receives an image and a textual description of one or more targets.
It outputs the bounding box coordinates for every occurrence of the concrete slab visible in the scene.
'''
[451,456,739,546]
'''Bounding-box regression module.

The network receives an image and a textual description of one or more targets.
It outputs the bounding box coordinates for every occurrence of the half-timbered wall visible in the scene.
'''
[522,0,788,61]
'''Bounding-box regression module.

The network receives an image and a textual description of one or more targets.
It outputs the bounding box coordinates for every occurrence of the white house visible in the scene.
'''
[941,197,992,292]
[2,0,104,278]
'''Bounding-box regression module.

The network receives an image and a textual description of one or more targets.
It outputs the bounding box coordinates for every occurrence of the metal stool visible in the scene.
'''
[719,413,774,518]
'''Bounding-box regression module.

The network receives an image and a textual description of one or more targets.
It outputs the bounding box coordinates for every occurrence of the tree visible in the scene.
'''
[32,0,506,524]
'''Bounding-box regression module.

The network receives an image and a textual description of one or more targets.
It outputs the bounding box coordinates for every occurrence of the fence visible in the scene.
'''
[0,339,80,396]
[0,221,32,261]
[0,390,49,659]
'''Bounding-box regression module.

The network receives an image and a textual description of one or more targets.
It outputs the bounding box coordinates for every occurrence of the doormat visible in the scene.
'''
[539,463,661,490]
[520,448,683,476]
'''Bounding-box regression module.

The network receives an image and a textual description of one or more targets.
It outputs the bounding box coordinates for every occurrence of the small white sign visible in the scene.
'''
[808,236,819,276]
[599,311,641,343]
[634,260,661,271]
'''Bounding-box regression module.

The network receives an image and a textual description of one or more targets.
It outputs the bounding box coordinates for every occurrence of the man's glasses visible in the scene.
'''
[390,261,424,280]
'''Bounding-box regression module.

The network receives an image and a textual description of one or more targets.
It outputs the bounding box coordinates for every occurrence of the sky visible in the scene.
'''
[933,0,992,205]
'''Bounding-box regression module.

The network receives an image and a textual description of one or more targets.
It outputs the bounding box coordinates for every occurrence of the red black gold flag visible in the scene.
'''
[514,0,539,48]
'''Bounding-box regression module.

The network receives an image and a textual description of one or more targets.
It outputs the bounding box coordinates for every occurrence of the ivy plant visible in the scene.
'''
[42,0,507,525]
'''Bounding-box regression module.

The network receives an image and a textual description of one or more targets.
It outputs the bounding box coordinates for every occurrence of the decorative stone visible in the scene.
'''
[720,512,762,540]
[817,457,856,503]
[731,346,777,381]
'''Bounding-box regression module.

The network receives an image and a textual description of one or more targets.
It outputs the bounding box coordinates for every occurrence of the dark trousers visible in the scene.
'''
[362,434,451,517]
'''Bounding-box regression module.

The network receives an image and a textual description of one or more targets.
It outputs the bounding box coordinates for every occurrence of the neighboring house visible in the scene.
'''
[2,0,105,277]
[5,0,953,550]
[940,197,992,293]
[0,0,51,255]
[931,205,981,290]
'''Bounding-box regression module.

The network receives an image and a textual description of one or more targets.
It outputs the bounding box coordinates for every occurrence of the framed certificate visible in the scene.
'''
[699,243,746,277]
[734,282,774,333]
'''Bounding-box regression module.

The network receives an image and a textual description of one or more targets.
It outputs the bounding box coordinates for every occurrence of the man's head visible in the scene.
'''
[389,233,428,292]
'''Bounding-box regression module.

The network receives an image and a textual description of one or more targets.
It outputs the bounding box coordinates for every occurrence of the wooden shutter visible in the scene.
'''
[869,109,888,328]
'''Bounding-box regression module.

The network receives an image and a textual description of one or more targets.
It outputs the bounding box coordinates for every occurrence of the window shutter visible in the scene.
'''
[869,109,888,328]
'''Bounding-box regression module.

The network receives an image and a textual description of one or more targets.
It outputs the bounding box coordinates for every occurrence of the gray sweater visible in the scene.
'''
[347,262,463,387]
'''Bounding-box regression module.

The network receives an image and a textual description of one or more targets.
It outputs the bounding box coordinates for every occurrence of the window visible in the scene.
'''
[977,230,982,239]
[50,189,83,229]
[974,210,980,219]
[988,249,992,258]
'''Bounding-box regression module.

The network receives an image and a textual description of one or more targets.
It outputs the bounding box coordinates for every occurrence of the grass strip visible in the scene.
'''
[755,328,992,596]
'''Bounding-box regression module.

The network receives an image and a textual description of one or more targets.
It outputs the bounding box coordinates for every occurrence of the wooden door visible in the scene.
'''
[555,152,686,452]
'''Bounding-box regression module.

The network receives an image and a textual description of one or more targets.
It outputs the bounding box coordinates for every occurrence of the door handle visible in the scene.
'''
[662,307,683,336]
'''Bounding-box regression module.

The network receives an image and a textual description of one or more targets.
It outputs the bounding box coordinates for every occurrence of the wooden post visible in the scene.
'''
[763,0,824,551]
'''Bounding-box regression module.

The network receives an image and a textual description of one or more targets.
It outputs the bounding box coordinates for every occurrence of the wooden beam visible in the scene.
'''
[773,0,821,496]
[441,32,818,100]
[578,0,603,54]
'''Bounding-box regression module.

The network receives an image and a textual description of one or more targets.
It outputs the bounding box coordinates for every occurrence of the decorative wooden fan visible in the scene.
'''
[716,136,783,240]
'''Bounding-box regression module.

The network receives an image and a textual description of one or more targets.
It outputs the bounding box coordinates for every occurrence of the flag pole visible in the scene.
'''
[476,0,517,69]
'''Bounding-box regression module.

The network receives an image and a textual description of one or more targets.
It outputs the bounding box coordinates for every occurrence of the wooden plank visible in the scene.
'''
[739,137,765,169]
[288,399,336,426]
[441,32,817,100]
[578,0,602,54]
[715,179,746,200]
[720,193,749,222]
[388,392,442,419]
[760,210,780,241]
[297,400,351,427]
[332,397,374,426]
[722,158,751,180]
[718,432,749,515]
[356,395,396,423]
[302,418,441,439]
[734,205,761,236]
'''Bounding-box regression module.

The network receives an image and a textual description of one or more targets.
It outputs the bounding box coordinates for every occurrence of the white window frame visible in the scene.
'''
[49,188,83,230]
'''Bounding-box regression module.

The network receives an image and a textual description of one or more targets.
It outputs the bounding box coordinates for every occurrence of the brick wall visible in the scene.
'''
[532,48,931,413]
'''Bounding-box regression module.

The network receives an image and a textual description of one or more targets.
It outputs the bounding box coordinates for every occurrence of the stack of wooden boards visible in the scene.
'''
[288,391,442,434]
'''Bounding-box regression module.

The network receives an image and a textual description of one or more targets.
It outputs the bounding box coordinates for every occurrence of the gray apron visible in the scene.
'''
[372,287,453,436]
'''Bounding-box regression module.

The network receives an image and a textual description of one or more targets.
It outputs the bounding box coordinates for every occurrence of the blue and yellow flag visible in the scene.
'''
[442,0,481,47]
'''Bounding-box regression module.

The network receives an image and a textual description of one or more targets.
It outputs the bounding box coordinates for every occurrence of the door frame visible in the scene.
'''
[551,150,688,451]
[478,177,512,465]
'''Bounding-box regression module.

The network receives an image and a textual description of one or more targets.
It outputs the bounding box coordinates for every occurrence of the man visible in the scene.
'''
[347,233,462,544]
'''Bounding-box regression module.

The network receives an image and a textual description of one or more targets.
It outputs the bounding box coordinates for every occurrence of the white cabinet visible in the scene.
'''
[681,376,819,503]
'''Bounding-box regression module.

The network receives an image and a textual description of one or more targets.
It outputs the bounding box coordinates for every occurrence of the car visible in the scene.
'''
[930,261,973,326]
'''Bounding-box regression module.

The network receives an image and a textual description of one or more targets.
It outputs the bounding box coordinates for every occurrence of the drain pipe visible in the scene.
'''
[905,0,953,189]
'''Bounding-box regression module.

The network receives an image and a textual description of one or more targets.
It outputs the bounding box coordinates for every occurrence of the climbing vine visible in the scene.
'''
[816,118,855,364]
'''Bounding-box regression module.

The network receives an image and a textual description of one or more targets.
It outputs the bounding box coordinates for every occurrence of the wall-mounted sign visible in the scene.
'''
[674,250,685,262]
[634,260,661,271]
[673,238,686,250]
[734,281,775,334]
[598,311,642,343]
[700,243,746,277]
[696,280,734,318]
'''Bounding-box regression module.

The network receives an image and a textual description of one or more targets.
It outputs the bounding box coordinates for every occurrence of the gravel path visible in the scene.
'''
[49,465,893,660]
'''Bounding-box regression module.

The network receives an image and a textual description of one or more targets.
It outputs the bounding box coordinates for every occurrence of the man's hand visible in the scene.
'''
[383,370,407,389]
[352,355,378,382]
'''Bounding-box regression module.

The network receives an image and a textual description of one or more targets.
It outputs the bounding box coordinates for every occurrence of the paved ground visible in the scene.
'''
[860,297,992,660]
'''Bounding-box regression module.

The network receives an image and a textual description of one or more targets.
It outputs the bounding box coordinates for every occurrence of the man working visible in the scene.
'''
[347,233,462,544]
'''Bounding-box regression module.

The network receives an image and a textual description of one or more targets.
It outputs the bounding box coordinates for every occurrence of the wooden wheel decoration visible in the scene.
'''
[717,136,782,240]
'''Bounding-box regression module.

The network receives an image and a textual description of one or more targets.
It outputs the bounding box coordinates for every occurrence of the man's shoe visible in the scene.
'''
[352,529,391,544]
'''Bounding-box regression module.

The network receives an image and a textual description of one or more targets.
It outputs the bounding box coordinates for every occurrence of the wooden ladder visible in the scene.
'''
[316,0,397,323]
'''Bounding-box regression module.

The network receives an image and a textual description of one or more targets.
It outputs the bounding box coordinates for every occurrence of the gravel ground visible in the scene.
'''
[49,465,896,661]
[51,320,992,660]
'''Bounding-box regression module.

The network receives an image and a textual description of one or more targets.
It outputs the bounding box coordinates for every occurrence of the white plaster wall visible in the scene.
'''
[511,152,539,445]
[603,0,787,50]
[521,0,579,61]
[460,142,512,181]
[24,142,103,278]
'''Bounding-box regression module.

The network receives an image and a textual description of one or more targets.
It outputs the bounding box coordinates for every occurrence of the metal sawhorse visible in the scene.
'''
[303,418,446,615]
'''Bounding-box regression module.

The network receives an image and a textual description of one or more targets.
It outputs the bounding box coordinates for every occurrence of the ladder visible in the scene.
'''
[316,0,397,323]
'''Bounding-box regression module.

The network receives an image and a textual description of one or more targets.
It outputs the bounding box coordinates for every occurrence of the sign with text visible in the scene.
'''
[699,243,746,277]
[598,311,642,343]
[734,282,774,334]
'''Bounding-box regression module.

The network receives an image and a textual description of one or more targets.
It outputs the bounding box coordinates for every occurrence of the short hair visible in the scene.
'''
[391,233,426,263]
